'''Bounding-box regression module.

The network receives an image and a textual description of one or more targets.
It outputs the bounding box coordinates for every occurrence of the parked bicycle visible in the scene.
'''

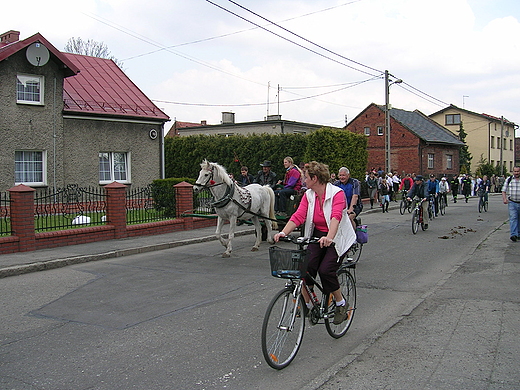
[478,189,488,212]
[261,235,357,369]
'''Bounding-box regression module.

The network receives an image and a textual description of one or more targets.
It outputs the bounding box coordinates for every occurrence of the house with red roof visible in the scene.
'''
[0,30,169,192]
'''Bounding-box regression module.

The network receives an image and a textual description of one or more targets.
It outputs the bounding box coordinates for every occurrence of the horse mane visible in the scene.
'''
[201,159,233,185]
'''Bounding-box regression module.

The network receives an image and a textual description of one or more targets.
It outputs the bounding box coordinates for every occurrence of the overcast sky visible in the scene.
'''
[4,0,519,134]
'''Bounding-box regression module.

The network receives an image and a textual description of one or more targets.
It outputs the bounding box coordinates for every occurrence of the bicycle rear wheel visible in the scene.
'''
[412,209,419,234]
[325,269,356,338]
[261,287,305,369]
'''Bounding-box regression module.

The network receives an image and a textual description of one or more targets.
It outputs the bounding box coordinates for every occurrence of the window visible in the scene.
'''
[99,152,130,184]
[497,137,501,149]
[364,127,370,136]
[428,153,434,169]
[446,154,453,169]
[445,114,461,125]
[17,74,44,105]
[490,136,495,148]
[377,126,384,136]
[15,151,46,185]
[511,139,514,150]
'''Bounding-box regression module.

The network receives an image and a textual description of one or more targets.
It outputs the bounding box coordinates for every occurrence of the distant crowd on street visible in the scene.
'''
[228,159,519,244]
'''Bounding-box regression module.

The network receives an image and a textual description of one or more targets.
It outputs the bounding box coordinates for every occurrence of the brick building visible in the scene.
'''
[346,103,464,177]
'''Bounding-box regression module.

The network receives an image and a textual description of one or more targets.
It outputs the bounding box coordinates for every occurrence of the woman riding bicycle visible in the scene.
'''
[274,161,356,325]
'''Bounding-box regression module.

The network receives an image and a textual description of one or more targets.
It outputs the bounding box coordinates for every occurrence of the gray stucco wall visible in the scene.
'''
[0,49,65,192]
[63,117,163,189]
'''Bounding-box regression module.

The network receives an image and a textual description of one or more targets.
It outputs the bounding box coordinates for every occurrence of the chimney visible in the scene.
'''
[201,120,207,125]
[0,30,20,46]
[221,112,235,124]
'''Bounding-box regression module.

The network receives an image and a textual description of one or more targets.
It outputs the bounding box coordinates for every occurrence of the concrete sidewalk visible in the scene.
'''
[310,221,519,390]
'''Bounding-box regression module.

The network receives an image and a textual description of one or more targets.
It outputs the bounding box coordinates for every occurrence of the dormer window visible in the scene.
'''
[16,74,44,105]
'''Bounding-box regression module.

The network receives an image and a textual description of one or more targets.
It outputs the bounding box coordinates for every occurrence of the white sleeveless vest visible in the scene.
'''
[303,183,357,257]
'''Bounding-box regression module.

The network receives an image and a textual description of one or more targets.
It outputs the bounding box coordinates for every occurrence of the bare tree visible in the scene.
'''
[64,37,124,69]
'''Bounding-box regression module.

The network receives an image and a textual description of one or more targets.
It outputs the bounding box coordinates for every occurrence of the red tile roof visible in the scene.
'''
[63,53,169,121]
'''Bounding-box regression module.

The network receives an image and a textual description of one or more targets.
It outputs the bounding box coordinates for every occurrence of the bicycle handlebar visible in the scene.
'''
[279,235,333,247]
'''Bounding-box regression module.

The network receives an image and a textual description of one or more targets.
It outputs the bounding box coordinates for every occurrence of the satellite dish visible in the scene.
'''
[26,42,50,66]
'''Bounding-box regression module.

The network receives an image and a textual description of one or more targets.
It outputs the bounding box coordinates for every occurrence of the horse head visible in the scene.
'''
[193,160,212,193]
[193,160,232,193]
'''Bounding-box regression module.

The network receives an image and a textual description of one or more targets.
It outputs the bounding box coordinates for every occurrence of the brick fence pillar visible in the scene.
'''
[174,181,194,230]
[8,184,36,252]
[104,181,128,239]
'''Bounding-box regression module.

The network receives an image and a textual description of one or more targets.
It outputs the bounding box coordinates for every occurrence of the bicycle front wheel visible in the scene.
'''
[261,287,305,369]
[478,198,483,213]
[412,209,419,234]
[484,200,488,212]
[439,197,446,215]
[325,269,356,338]
[399,199,406,215]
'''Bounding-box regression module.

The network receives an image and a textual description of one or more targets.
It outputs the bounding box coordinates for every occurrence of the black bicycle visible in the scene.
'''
[399,190,413,215]
[261,236,357,369]
[478,189,488,212]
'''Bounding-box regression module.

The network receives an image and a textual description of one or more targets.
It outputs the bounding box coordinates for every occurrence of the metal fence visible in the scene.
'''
[34,184,107,232]
[126,184,176,224]
[0,192,11,236]
[193,187,215,215]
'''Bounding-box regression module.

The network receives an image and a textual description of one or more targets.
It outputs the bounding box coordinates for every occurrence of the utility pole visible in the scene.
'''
[385,71,390,173]
[500,116,504,176]
[385,70,402,174]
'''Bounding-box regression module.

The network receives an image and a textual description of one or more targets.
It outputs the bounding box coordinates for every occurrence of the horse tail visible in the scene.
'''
[265,185,278,230]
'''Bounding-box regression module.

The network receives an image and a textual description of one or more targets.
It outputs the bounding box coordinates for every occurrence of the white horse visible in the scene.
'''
[193,160,277,257]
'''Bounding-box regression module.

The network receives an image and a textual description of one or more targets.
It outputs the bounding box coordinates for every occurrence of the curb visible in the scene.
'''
[0,228,256,279]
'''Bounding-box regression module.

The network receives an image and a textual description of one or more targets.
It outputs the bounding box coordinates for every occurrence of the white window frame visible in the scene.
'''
[17,74,44,105]
[99,152,131,184]
[364,127,370,136]
[377,126,384,136]
[15,150,47,186]
[446,154,453,169]
[428,153,434,169]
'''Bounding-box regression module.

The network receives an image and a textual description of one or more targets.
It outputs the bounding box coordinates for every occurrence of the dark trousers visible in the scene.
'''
[274,188,296,212]
[305,229,340,294]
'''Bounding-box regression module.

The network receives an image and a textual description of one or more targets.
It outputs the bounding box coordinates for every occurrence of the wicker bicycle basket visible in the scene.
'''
[269,246,309,279]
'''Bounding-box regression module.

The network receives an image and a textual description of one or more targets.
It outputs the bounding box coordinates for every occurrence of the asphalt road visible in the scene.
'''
[0,195,509,389]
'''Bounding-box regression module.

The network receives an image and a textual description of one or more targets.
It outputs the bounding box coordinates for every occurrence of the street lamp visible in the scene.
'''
[385,70,402,174]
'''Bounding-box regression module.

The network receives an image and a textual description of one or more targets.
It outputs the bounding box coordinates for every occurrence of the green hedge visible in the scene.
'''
[165,129,367,182]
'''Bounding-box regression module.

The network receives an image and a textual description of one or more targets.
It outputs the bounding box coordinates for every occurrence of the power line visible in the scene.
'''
[225,0,382,75]
[205,0,382,77]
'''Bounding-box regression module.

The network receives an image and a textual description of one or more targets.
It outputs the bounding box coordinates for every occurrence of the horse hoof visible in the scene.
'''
[251,247,259,252]
[222,252,231,258]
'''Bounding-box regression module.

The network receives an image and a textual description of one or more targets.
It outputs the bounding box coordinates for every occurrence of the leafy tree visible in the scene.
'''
[474,155,495,177]
[304,128,367,181]
[458,122,472,174]
[64,37,124,69]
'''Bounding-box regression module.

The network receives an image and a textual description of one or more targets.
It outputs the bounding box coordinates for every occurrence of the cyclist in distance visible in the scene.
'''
[476,174,491,204]
[407,175,430,229]
[274,161,356,325]
[427,174,440,216]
